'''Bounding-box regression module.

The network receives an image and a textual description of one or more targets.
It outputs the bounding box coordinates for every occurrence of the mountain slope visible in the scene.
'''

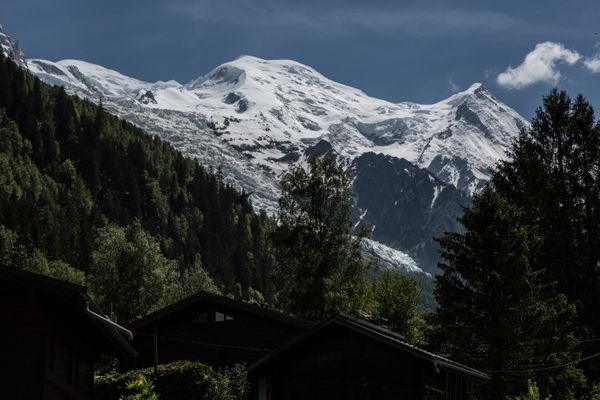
[28,55,527,195]
[25,49,527,273]
[0,49,282,301]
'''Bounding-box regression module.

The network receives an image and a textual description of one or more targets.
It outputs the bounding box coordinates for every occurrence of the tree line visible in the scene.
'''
[0,50,277,322]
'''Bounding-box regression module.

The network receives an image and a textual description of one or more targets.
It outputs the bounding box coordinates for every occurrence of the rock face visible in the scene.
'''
[0,25,27,69]
[349,153,469,272]
[25,53,529,274]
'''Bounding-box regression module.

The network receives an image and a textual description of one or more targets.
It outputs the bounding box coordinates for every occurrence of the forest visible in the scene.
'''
[0,50,277,322]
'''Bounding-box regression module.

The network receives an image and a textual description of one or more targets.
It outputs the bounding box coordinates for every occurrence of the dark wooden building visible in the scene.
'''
[0,267,136,400]
[126,291,314,369]
[249,314,488,400]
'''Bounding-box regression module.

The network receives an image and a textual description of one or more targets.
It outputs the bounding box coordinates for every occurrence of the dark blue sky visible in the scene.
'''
[4,0,600,118]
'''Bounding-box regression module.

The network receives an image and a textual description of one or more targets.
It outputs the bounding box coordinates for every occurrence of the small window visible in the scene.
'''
[193,313,208,323]
[215,312,234,322]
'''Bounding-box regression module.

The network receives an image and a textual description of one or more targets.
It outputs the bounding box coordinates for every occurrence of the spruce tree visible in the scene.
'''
[493,90,600,379]
[434,188,584,400]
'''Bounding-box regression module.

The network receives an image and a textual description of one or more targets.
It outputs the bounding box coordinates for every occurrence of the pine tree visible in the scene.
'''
[273,156,371,320]
[493,90,600,379]
[433,188,584,400]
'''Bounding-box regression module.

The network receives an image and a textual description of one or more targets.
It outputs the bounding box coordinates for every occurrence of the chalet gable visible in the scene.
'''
[129,291,313,331]
[125,291,314,369]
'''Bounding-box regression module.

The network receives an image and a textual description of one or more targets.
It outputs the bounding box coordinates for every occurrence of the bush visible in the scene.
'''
[94,361,213,400]
[121,374,159,400]
[209,364,250,400]
[507,380,551,400]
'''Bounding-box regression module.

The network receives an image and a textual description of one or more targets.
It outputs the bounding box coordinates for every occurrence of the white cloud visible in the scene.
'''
[584,55,600,73]
[448,79,460,93]
[496,42,581,89]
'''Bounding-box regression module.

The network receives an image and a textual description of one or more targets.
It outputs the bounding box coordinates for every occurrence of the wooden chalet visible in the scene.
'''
[0,267,136,400]
[249,314,489,400]
[125,291,314,369]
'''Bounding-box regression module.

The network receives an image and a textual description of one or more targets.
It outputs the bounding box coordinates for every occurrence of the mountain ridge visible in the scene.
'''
[5,23,528,273]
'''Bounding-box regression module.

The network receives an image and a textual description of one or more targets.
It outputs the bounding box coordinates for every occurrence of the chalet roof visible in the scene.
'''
[0,267,137,361]
[249,314,490,382]
[129,291,314,331]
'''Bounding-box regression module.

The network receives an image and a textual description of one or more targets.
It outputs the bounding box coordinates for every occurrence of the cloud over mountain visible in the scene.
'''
[496,42,581,89]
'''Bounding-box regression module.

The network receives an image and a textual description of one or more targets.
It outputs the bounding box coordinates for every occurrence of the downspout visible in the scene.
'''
[85,301,133,341]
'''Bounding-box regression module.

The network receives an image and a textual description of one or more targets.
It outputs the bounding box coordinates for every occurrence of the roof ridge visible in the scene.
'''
[249,313,489,381]
[128,290,314,330]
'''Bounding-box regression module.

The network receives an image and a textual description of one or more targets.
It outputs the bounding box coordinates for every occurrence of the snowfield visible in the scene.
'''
[24,53,528,275]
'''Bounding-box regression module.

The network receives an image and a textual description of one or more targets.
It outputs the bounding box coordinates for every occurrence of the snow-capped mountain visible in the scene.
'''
[0,25,27,69]
[25,53,528,274]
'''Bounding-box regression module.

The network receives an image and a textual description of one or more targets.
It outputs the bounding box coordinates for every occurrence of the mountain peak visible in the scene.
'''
[0,24,27,69]
[187,55,328,91]
[441,82,495,108]
[466,82,485,92]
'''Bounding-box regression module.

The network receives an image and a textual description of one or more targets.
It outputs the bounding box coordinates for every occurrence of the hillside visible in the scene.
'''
[0,49,277,307]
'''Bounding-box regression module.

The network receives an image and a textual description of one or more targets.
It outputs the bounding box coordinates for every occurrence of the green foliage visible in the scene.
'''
[208,364,250,400]
[0,224,85,285]
[0,50,277,312]
[372,270,424,344]
[507,380,550,400]
[246,286,266,305]
[95,360,214,400]
[24,249,86,286]
[434,188,584,400]
[493,90,600,384]
[121,374,159,400]
[89,222,180,322]
[274,156,372,320]
[95,361,248,400]
[159,255,222,309]
[588,383,600,400]
[0,224,25,268]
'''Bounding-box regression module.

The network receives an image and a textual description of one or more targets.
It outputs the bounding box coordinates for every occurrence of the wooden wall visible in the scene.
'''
[0,284,97,400]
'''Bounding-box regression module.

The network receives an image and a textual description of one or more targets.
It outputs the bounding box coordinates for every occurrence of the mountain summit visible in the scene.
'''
[0,24,27,69]
[27,54,528,272]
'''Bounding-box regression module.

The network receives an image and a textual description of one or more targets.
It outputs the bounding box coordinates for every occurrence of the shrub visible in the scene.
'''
[121,374,159,400]
[209,364,250,400]
[94,360,213,400]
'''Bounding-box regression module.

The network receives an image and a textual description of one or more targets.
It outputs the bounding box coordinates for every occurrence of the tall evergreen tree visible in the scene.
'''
[273,156,371,321]
[434,188,584,400]
[493,90,600,377]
